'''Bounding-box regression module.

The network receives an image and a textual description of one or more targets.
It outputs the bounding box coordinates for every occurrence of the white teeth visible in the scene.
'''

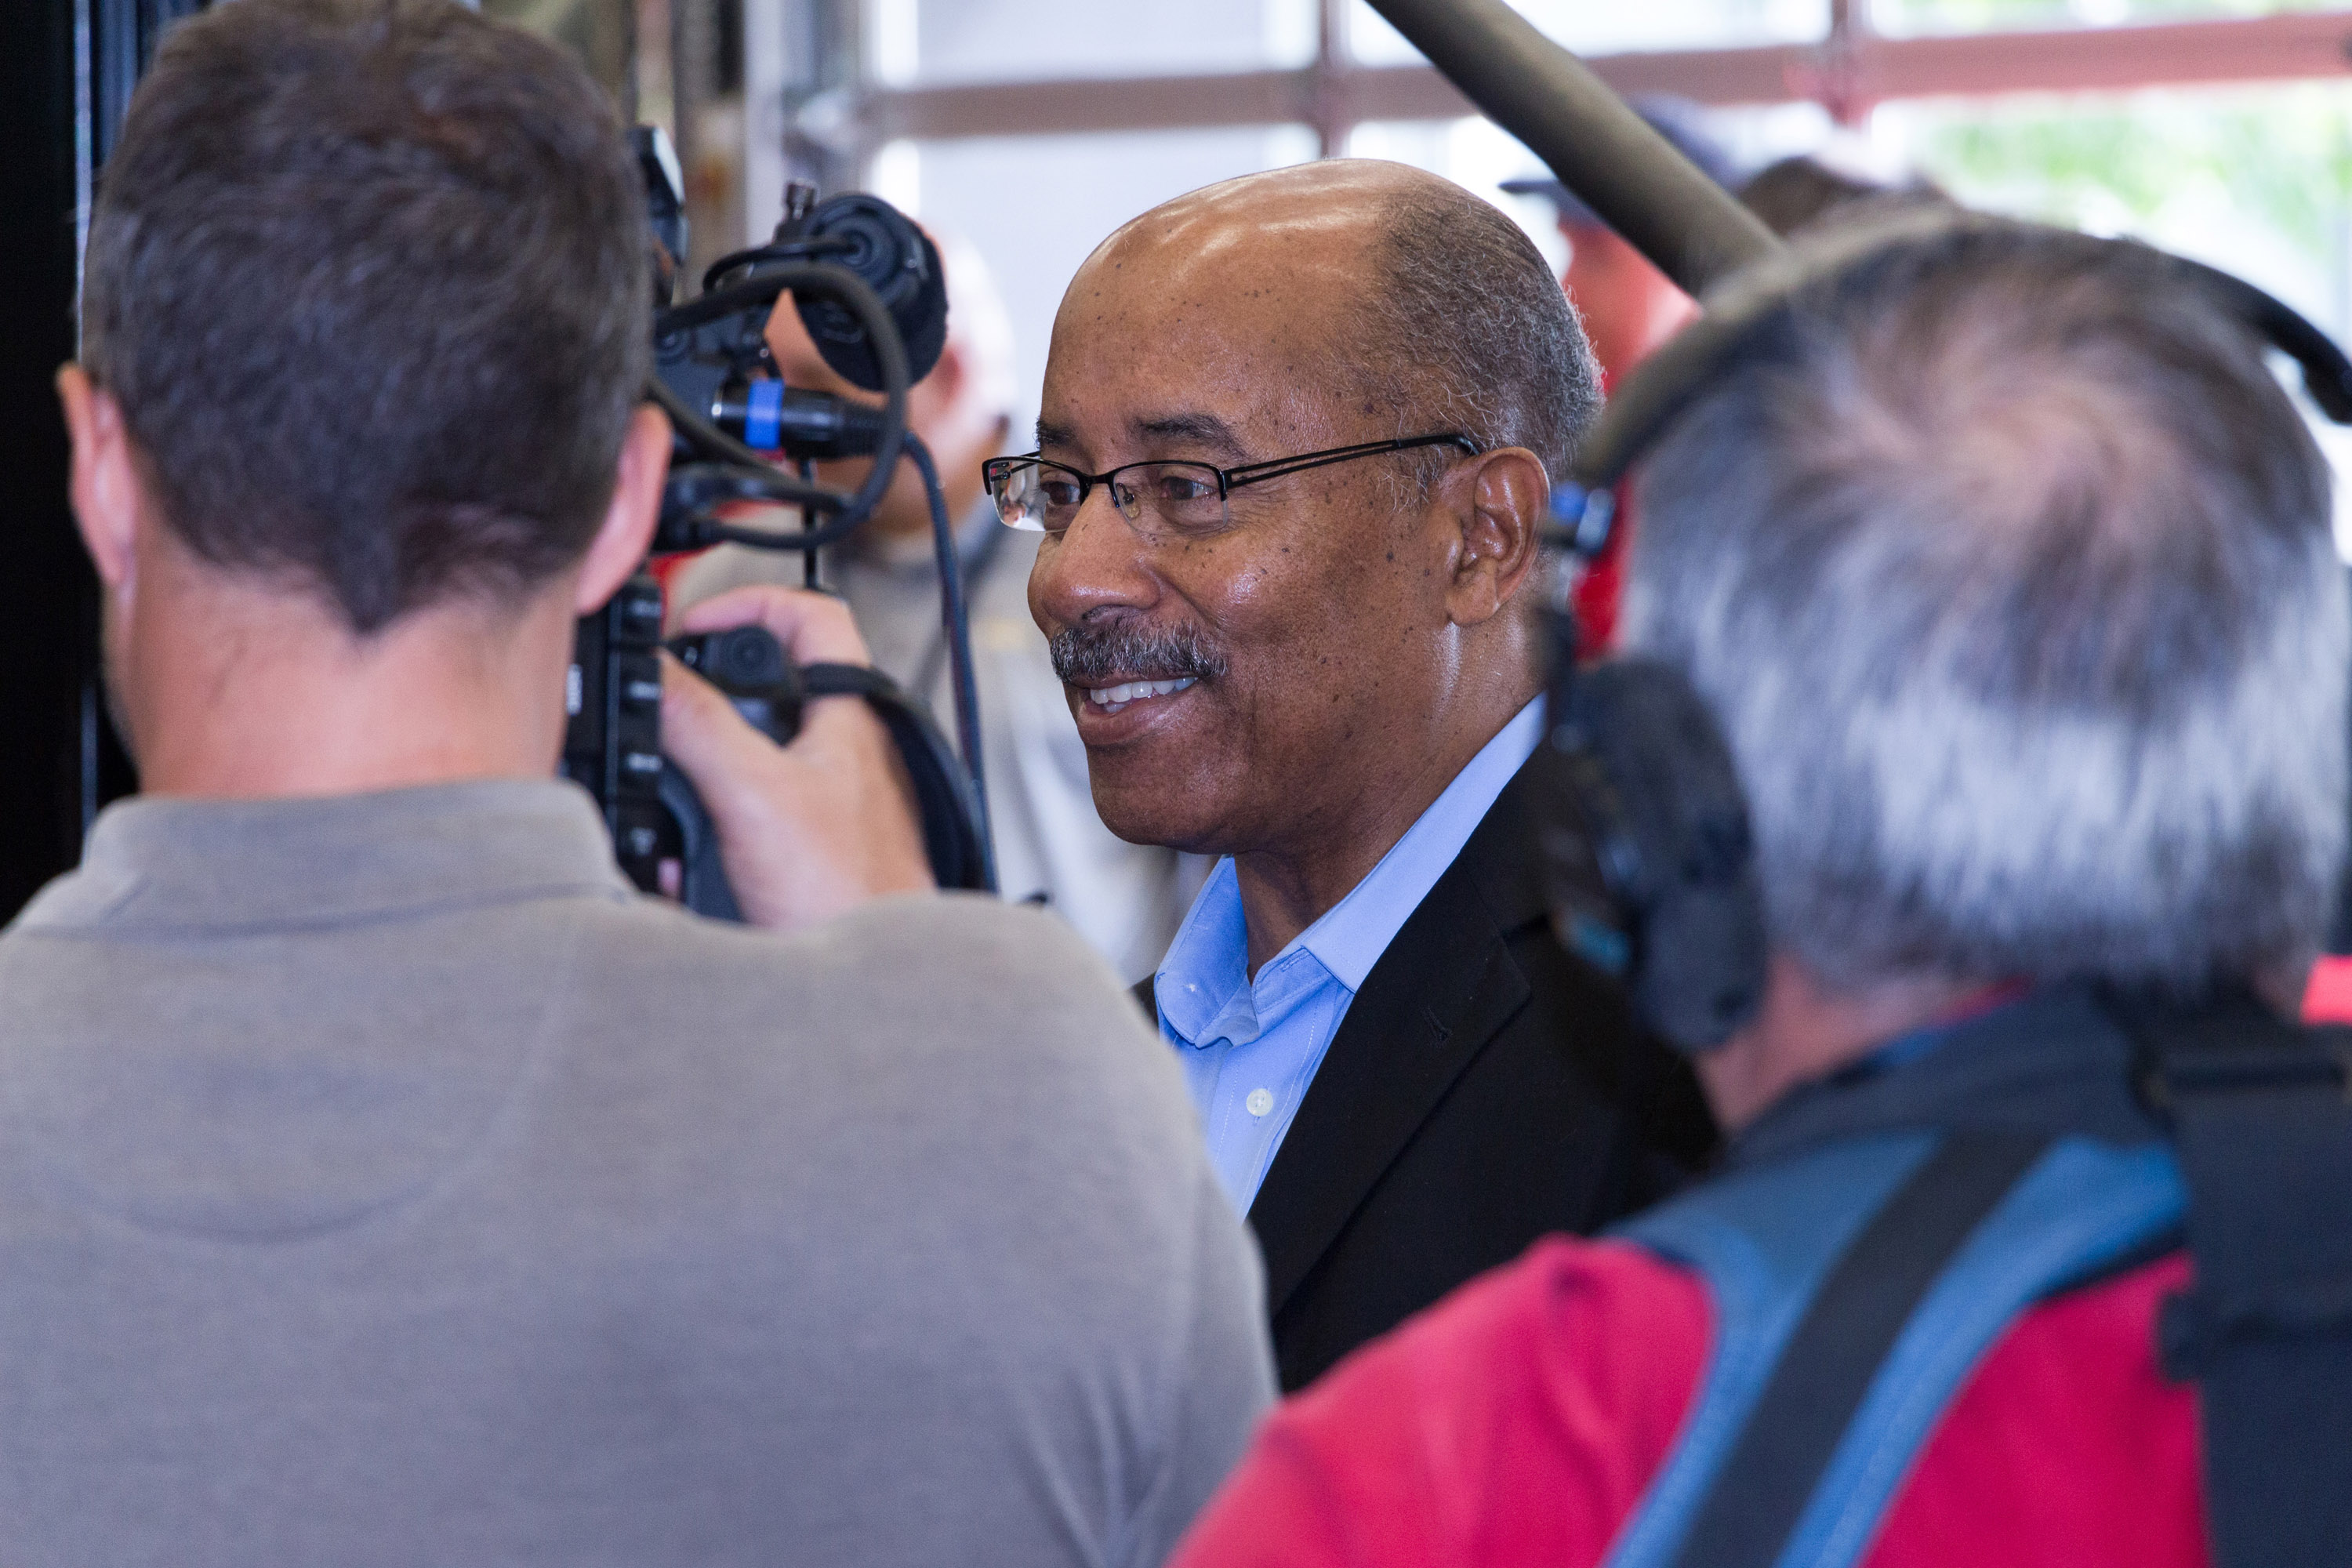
[1084,676,1197,713]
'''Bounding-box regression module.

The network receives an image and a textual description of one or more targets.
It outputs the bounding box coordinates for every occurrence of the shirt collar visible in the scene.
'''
[1156,699,1546,1043]
[13,779,632,937]
[1295,698,1545,991]
[1157,858,1252,1047]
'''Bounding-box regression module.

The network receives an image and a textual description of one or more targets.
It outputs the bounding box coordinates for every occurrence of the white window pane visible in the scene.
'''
[902,126,1320,436]
[889,0,1320,86]
[1871,83,2352,332]
[1346,0,1831,65]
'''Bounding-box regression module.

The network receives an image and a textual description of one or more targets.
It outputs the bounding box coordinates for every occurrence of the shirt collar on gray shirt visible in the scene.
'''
[13,779,632,937]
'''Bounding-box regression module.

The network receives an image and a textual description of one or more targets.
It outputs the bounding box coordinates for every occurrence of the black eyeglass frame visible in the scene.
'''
[983,432,1481,530]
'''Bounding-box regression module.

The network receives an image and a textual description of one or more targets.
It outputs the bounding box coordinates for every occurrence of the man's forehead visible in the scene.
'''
[1054,186,1385,364]
[1083,219,1367,321]
[1036,409,1250,462]
[1041,256,1368,463]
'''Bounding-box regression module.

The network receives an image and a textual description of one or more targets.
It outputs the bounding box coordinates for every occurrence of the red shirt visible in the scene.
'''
[2303,955,2352,1024]
[1171,1236,2205,1568]
[1569,506,1628,656]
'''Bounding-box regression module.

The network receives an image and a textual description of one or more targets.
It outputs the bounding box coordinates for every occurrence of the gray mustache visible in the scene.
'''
[1048,623,1229,686]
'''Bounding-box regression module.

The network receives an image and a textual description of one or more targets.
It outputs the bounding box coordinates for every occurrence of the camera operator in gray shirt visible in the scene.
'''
[0,2,1273,1562]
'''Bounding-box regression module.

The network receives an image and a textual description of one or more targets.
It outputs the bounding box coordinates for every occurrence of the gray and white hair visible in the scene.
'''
[1352,172,1602,496]
[1621,218,2350,994]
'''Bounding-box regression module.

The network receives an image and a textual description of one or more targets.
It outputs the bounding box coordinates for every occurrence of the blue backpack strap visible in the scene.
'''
[1668,1130,2052,1568]
[1604,1132,2183,1568]
[1599,1131,1941,1568]
[1769,1137,2180,1567]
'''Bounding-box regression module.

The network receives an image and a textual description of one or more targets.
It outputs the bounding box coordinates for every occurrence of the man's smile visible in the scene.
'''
[1083,676,1198,713]
[1068,670,1209,747]
[1048,621,1227,736]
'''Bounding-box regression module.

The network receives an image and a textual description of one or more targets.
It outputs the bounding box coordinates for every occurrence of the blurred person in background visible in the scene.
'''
[1501,96,1741,652]
[673,236,1199,981]
[1738,151,1955,239]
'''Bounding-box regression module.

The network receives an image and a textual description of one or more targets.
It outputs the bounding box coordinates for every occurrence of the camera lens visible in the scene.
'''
[717,628,784,684]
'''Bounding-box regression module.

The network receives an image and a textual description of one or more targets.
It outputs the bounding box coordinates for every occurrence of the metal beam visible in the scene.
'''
[1857,11,2352,100]
[855,9,2352,143]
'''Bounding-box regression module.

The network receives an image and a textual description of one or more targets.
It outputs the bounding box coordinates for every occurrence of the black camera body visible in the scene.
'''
[671,623,803,737]
[563,572,670,889]
[560,576,801,905]
[567,128,982,920]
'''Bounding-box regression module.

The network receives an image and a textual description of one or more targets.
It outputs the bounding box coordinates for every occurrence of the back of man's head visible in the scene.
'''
[1622,219,2350,997]
[82,0,649,635]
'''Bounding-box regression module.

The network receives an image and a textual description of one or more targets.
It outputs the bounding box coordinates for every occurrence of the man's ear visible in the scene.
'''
[574,405,673,615]
[1442,445,1548,628]
[57,365,142,594]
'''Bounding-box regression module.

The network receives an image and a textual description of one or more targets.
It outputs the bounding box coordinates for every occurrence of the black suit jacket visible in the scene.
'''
[1140,759,1718,1391]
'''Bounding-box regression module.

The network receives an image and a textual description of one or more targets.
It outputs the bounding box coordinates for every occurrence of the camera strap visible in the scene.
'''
[802,662,991,893]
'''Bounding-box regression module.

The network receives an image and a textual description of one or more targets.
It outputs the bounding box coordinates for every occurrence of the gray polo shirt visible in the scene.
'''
[0,780,1272,1566]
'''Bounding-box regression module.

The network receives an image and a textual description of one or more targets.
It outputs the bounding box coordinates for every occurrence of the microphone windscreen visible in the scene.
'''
[791,195,949,392]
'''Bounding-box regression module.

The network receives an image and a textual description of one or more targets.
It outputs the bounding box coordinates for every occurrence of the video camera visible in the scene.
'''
[562,127,992,920]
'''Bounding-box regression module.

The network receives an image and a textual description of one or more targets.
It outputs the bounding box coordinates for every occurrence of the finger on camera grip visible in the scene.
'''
[655,652,773,814]
[675,583,872,669]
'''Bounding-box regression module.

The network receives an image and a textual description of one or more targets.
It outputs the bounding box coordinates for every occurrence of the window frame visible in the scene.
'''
[836,1,2352,158]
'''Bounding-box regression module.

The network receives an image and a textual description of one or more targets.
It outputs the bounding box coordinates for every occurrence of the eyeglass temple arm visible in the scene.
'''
[1224,435,1479,492]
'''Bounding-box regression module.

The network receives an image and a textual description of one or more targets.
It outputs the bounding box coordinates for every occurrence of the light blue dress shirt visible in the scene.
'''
[1154,700,1548,1211]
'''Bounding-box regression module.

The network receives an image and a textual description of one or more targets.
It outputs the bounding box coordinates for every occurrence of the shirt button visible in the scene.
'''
[1245,1087,1275,1118]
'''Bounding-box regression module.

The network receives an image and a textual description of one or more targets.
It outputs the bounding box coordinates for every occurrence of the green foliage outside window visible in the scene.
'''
[1886,83,2352,326]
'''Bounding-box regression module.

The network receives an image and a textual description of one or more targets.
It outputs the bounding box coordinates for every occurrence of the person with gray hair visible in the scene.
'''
[996,159,1715,1392]
[1626,218,2346,1051]
[1167,216,2352,1568]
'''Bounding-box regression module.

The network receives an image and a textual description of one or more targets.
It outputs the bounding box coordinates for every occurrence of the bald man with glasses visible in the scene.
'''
[995,161,1718,1391]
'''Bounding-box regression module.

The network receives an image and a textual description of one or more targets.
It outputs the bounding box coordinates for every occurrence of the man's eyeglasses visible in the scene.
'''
[983,434,1479,539]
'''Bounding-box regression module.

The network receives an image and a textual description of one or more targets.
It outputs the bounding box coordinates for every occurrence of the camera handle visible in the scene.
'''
[659,658,997,926]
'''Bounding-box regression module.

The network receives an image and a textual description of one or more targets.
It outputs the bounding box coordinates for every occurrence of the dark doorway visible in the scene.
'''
[0,0,205,924]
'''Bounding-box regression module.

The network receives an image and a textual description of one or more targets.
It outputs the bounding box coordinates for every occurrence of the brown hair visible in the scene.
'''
[82,0,652,633]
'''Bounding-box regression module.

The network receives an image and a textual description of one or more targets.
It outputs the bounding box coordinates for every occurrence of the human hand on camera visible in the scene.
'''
[659,586,935,931]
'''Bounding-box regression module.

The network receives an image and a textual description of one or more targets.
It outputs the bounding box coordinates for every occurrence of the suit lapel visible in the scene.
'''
[1247,768,1545,1319]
